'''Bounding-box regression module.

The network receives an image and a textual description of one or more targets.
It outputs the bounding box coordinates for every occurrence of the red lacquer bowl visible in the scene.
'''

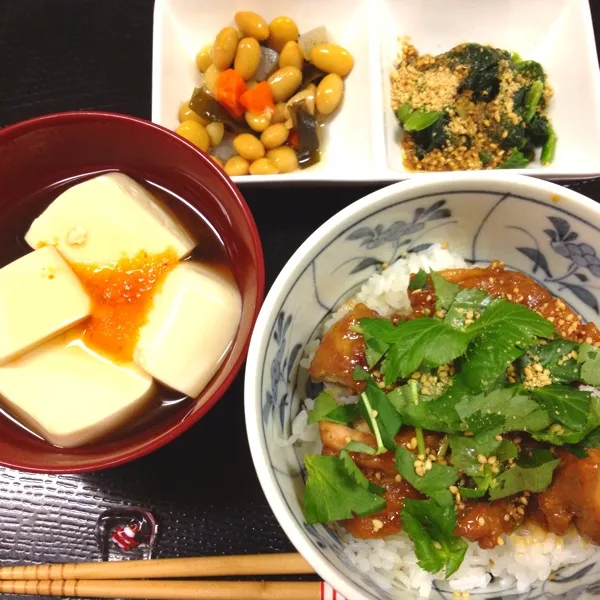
[0,111,264,473]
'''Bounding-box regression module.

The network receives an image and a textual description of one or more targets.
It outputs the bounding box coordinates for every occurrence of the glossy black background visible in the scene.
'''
[0,2,599,598]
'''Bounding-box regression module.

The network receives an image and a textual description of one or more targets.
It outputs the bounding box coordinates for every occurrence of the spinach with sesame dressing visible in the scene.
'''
[390,41,556,172]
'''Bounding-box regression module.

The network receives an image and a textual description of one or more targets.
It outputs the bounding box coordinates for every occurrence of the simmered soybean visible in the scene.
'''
[203,64,221,96]
[266,146,299,173]
[176,121,210,152]
[310,43,354,77]
[195,44,213,73]
[224,155,250,176]
[234,11,269,41]
[279,41,304,71]
[178,101,208,126]
[245,111,271,133]
[268,16,299,53]
[213,27,239,70]
[268,66,302,103]
[316,73,344,115]
[233,133,265,160]
[234,37,261,80]
[249,157,279,175]
[260,123,289,149]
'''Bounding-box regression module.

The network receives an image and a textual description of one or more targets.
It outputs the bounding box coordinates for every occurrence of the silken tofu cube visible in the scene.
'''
[25,172,195,264]
[0,246,92,365]
[0,334,155,448]
[134,262,242,397]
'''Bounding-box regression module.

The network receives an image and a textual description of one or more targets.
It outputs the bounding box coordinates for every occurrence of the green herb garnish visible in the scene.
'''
[303,451,386,524]
[395,447,458,507]
[488,449,560,500]
[519,339,580,384]
[444,288,490,329]
[530,384,592,431]
[409,268,429,291]
[430,272,460,310]
[344,440,378,455]
[578,342,600,386]
[454,388,550,434]
[302,262,599,581]
[307,391,360,425]
[361,318,470,384]
[401,499,468,578]
[353,367,402,452]
[459,298,555,391]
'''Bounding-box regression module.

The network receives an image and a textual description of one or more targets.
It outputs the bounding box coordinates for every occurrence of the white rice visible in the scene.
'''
[354,244,468,318]
[293,245,598,597]
[324,244,468,333]
[341,526,595,597]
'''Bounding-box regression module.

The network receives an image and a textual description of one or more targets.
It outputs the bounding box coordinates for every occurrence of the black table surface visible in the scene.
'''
[0,1,599,598]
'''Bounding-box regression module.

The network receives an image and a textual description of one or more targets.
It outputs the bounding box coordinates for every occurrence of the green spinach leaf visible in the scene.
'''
[404,109,443,132]
[498,149,530,169]
[396,103,414,124]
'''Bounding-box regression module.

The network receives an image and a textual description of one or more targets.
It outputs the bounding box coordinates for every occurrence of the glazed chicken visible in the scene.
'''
[320,421,523,547]
[537,448,600,544]
[309,303,377,392]
[411,262,600,344]
[310,262,600,549]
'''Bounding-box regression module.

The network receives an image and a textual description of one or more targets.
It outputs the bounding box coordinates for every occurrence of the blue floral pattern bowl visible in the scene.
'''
[244,172,600,600]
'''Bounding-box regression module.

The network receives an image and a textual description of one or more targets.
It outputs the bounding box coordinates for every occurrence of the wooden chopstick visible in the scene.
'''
[0,579,321,599]
[0,553,316,580]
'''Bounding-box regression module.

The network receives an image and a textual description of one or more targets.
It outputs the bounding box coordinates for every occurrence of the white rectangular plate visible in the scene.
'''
[152,0,600,184]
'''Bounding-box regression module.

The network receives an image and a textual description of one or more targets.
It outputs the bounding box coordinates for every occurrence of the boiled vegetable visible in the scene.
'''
[254,46,280,82]
[189,87,249,133]
[215,69,248,117]
[239,81,275,114]
[288,103,320,166]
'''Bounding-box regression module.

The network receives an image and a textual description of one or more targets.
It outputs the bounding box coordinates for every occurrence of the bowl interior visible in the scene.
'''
[246,172,600,600]
[0,111,263,473]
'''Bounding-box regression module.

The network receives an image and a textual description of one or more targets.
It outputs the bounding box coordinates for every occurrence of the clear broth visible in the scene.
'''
[0,169,234,447]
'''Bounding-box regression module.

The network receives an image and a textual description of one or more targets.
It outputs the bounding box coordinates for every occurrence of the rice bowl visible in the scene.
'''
[245,172,600,600]
[287,244,597,597]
